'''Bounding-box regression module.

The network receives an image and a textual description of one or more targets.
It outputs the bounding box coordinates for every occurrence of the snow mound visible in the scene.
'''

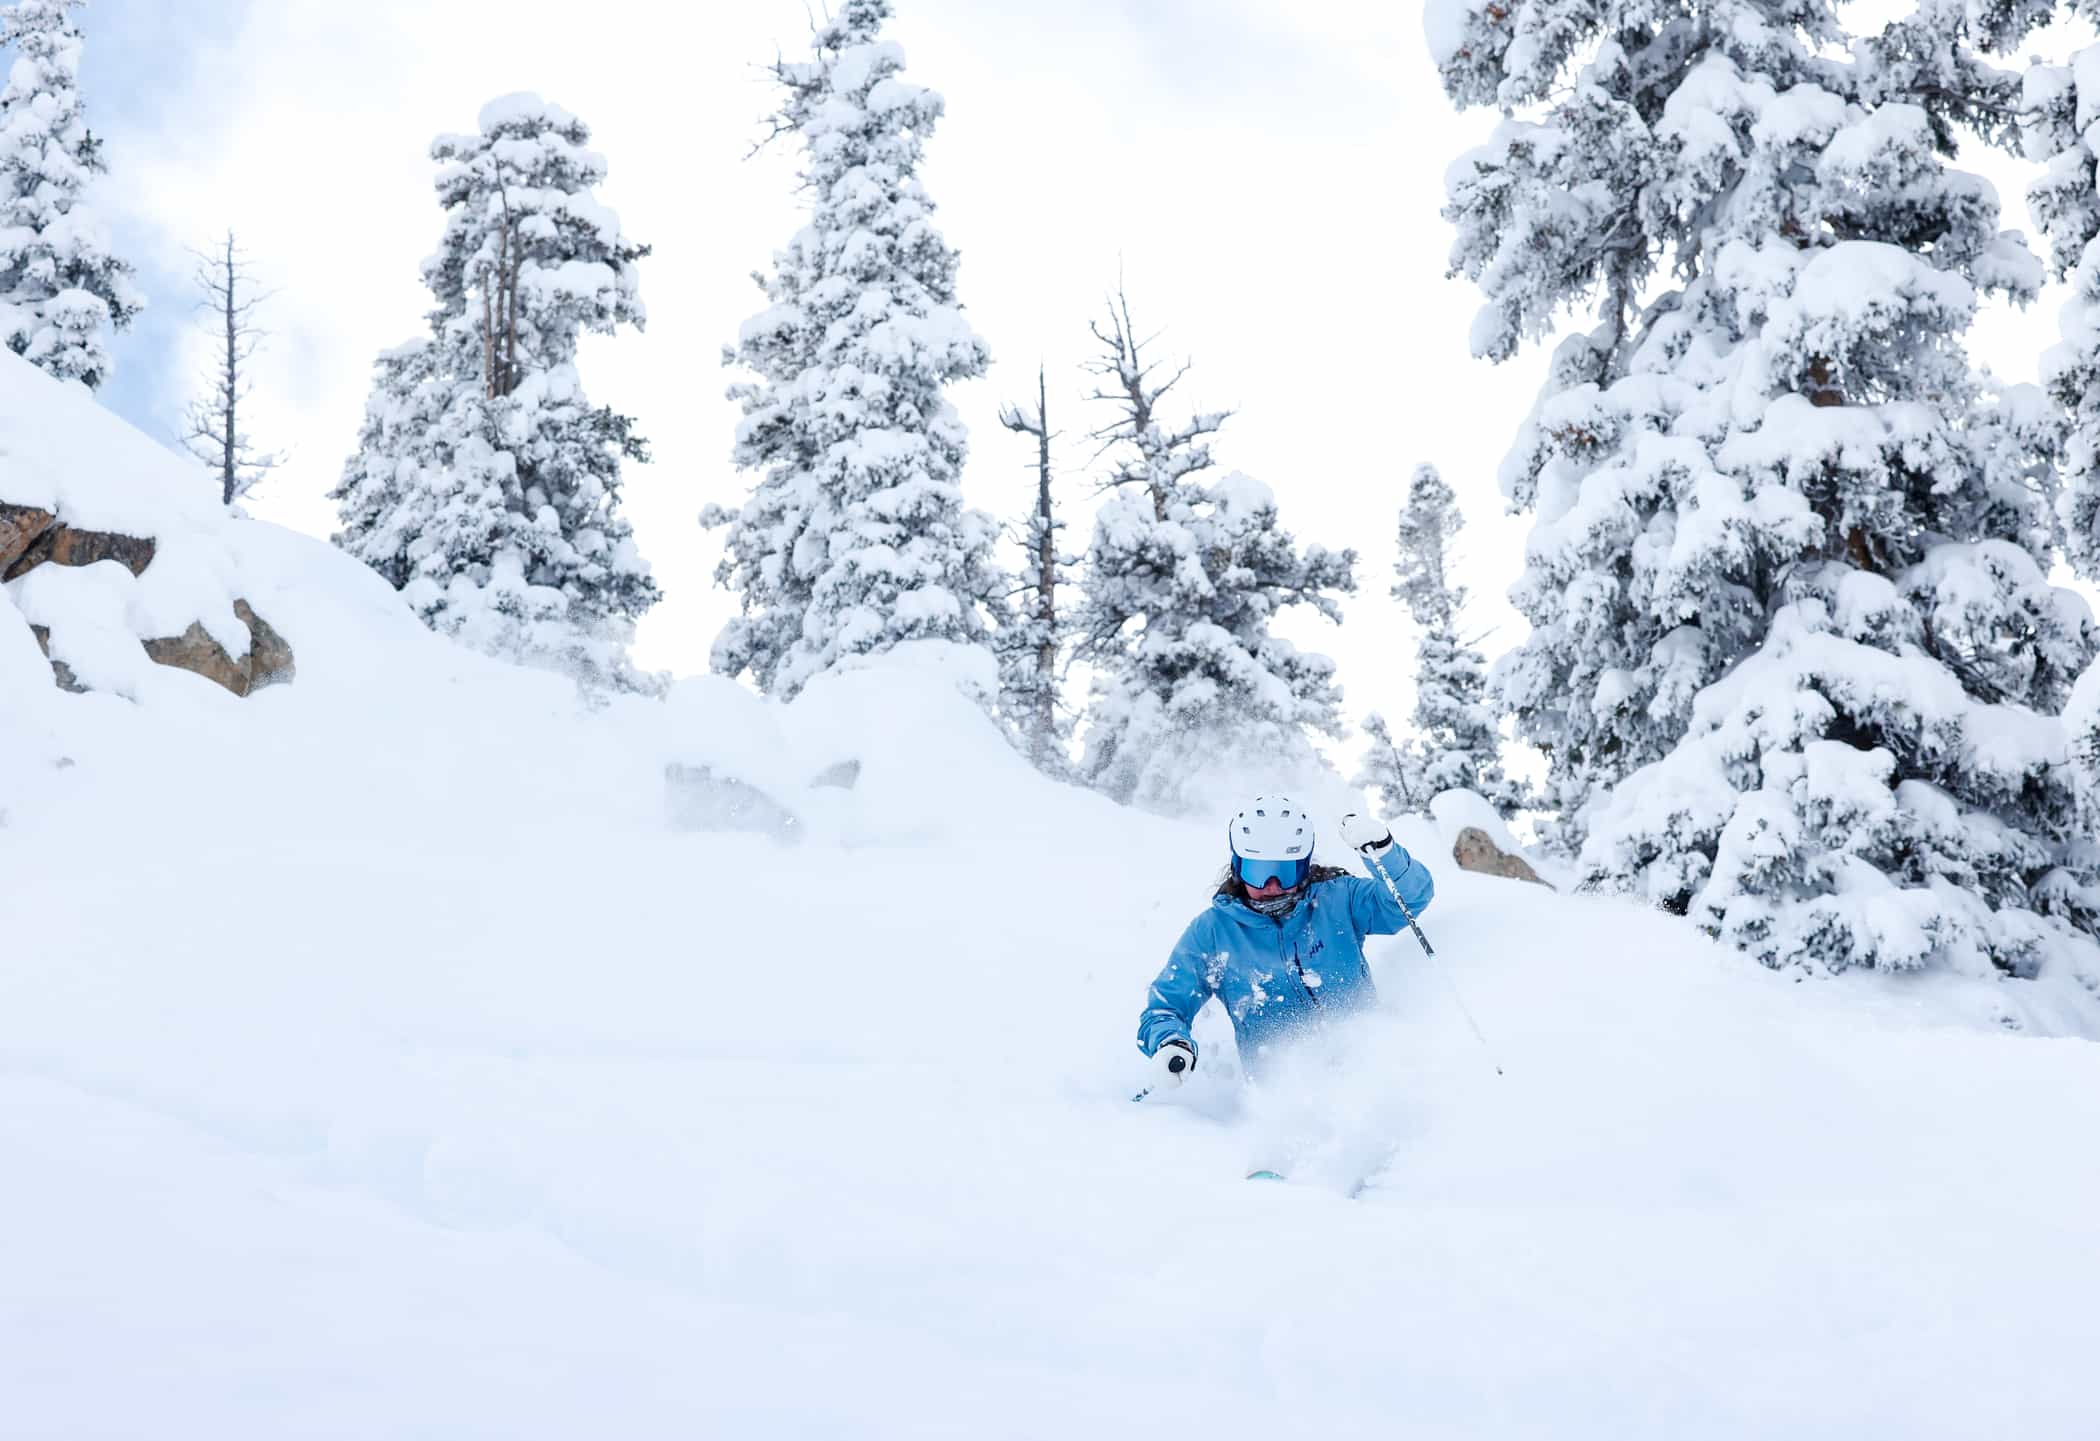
[0,353,435,712]
[1430,785,1520,852]
[6,663,2097,1435]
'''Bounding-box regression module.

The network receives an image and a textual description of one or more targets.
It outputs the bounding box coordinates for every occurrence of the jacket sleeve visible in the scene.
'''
[1137,914,1219,1059]
[1345,844,1435,937]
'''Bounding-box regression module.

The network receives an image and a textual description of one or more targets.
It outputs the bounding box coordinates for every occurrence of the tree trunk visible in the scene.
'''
[500,188,522,399]
[1804,356,1875,571]
[1805,355,1843,409]
[1388,734,1418,812]
[1032,364,1057,760]
[483,272,498,398]
[221,233,238,505]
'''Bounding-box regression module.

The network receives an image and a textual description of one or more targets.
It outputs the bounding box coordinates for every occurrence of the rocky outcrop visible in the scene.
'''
[1452,826,1551,888]
[141,622,252,696]
[140,602,299,698]
[2,516,156,581]
[29,623,85,694]
[0,502,56,573]
[236,600,295,691]
[3,496,293,697]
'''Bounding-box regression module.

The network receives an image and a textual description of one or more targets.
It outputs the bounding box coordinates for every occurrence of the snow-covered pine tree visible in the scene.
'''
[1080,470,1357,813]
[331,93,657,689]
[707,0,1000,699]
[332,337,477,589]
[996,362,1071,771]
[0,0,140,390]
[2031,46,2100,580]
[1385,462,1512,807]
[2024,39,2100,960]
[1074,292,1355,811]
[1355,710,1428,818]
[1435,0,2100,988]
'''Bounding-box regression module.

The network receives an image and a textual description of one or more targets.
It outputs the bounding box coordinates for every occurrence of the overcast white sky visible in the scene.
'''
[65,0,2085,758]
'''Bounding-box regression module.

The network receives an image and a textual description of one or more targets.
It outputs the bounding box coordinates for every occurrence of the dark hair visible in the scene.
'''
[1216,860,1351,902]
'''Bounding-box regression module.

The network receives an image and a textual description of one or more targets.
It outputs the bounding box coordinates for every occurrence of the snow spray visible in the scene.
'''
[1365,849,1505,1077]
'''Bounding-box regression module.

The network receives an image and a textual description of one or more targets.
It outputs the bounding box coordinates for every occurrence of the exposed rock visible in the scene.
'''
[0,502,55,572]
[236,600,295,690]
[22,599,296,697]
[665,762,802,843]
[1452,826,1551,888]
[7,496,294,697]
[2,519,156,581]
[142,620,253,696]
[28,623,85,693]
[810,758,861,790]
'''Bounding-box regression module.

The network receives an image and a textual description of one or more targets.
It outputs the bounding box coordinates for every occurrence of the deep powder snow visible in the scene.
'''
[3,360,2096,1437]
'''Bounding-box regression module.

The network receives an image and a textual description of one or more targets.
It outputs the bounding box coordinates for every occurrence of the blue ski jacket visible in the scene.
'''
[1137,849,1434,1076]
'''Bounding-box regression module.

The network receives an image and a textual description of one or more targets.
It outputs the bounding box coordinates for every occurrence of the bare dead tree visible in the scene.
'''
[182,231,281,505]
[1082,282,1229,522]
[999,362,1064,763]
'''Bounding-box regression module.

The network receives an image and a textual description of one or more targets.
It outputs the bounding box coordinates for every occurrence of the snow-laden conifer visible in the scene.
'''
[1382,463,1512,808]
[2027,44,2100,965]
[1436,0,2100,986]
[1073,292,1354,810]
[0,0,140,389]
[1080,469,1355,812]
[331,93,656,689]
[2029,48,2100,579]
[708,0,999,698]
[1355,710,1429,818]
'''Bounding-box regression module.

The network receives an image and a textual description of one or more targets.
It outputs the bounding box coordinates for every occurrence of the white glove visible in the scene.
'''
[1153,1040,1195,1087]
[1339,812,1395,855]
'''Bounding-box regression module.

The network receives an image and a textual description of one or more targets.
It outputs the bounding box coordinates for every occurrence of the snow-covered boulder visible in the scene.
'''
[139,600,295,696]
[0,354,295,698]
[1452,827,1549,887]
[1429,787,1520,852]
[1430,788,1551,887]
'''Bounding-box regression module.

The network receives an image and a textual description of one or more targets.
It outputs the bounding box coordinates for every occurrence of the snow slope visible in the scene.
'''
[4,380,2098,1436]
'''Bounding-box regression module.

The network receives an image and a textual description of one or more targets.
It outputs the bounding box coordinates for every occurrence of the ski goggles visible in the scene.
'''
[1235,854,1310,890]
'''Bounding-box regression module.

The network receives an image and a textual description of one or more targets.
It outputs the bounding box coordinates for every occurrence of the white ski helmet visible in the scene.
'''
[1229,795,1314,888]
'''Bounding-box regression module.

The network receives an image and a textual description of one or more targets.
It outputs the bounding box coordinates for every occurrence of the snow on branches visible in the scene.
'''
[331,93,656,691]
[708,0,1000,700]
[1359,463,1516,814]
[1436,0,2100,990]
[1074,290,1354,812]
[0,0,140,390]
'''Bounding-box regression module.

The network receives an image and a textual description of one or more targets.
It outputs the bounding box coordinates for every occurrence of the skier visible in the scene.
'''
[1136,795,1434,1093]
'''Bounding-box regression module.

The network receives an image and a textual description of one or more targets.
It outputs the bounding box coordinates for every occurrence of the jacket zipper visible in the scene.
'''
[1277,918,1322,1009]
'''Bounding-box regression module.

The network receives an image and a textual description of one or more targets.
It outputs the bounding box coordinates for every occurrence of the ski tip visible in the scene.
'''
[1245,1169,1287,1182]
